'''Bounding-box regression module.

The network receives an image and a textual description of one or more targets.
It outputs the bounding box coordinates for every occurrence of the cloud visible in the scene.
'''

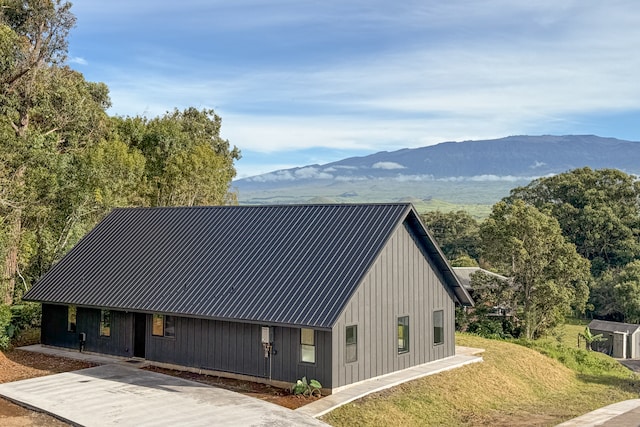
[531,161,546,169]
[72,0,640,180]
[372,161,406,170]
[68,56,88,65]
[294,167,333,180]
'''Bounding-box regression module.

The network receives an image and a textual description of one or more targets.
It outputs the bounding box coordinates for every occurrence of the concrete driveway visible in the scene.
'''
[0,364,327,426]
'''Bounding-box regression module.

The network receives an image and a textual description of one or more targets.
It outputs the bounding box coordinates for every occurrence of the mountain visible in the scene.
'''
[234,135,640,209]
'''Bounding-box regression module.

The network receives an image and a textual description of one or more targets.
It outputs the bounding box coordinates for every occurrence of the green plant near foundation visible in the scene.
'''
[291,376,322,397]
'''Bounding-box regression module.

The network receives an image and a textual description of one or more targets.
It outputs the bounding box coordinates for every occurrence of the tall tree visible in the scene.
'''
[0,1,111,303]
[508,167,640,275]
[613,260,640,324]
[421,210,480,263]
[480,200,591,339]
[114,108,241,207]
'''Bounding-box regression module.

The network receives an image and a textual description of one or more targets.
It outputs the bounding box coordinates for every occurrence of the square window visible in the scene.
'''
[300,328,315,363]
[434,310,444,345]
[398,316,409,354]
[67,306,77,333]
[346,325,357,363]
[152,314,175,337]
[100,309,111,337]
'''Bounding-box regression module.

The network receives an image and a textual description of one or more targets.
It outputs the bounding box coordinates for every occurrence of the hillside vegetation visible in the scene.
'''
[322,333,640,426]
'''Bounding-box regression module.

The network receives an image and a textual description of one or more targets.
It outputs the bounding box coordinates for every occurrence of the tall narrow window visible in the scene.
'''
[152,314,164,336]
[433,310,444,345]
[164,315,175,338]
[346,325,357,363]
[301,328,315,363]
[67,306,77,333]
[398,316,409,354]
[100,309,111,337]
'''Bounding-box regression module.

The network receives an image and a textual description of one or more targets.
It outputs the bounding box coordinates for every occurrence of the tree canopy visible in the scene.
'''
[0,1,240,305]
[421,210,480,263]
[480,200,591,339]
[508,167,640,275]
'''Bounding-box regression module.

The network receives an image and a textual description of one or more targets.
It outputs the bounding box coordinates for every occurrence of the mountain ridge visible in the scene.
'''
[234,135,640,207]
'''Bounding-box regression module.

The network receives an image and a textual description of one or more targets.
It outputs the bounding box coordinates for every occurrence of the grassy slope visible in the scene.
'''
[322,333,640,426]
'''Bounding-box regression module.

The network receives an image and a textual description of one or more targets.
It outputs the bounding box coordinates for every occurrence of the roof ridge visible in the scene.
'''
[113,202,414,211]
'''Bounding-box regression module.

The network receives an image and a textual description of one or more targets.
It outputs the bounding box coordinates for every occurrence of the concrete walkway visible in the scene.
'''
[17,344,150,366]
[0,364,327,426]
[13,345,484,423]
[556,399,640,427]
[296,347,484,418]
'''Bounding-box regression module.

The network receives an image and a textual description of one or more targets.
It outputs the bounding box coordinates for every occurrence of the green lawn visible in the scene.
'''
[322,328,640,426]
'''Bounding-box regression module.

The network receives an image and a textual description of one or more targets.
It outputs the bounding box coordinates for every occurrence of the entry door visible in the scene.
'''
[133,313,146,358]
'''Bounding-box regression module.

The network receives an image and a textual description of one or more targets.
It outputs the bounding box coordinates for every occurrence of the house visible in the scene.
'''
[25,203,473,392]
[453,267,513,317]
[453,267,510,293]
[588,319,640,359]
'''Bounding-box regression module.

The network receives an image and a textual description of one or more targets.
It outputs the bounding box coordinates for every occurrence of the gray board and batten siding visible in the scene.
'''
[42,304,334,386]
[332,221,455,388]
[26,203,472,390]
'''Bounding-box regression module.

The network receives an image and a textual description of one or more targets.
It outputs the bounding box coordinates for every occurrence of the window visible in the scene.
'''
[152,314,164,336]
[67,305,77,333]
[100,309,111,337]
[300,328,315,363]
[346,325,357,363]
[433,310,444,345]
[152,314,176,338]
[164,315,175,338]
[398,316,409,354]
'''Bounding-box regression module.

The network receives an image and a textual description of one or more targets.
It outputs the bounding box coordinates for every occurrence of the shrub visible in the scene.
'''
[291,376,322,397]
[0,304,12,349]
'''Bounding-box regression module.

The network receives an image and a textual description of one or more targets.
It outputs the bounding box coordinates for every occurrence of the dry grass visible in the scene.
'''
[322,333,640,426]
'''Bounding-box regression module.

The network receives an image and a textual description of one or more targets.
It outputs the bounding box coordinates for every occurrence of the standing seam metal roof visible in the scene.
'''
[24,203,471,328]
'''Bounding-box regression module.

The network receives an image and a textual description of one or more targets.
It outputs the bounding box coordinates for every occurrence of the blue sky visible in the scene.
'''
[67,1,640,178]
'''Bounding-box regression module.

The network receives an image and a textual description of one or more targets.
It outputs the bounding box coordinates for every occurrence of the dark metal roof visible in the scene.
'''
[25,203,472,328]
[588,319,640,335]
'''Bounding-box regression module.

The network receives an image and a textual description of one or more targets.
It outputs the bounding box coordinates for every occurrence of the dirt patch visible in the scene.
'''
[144,366,321,410]
[0,348,95,427]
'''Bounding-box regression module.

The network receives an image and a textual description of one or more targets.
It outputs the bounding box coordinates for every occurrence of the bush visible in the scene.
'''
[513,338,624,375]
[466,317,521,340]
[291,376,322,397]
[0,304,12,349]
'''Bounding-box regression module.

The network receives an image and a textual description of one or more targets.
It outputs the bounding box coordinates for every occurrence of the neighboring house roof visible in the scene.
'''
[25,203,472,329]
[588,319,640,335]
[453,267,509,290]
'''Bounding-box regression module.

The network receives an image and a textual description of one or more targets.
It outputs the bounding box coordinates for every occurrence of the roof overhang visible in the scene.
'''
[405,208,475,307]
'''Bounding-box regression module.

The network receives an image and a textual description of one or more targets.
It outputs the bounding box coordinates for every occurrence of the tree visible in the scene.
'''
[480,200,591,339]
[613,260,640,323]
[465,270,519,338]
[421,210,480,262]
[578,327,605,351]
[0,1,111,303]
[508,168,640,275]
[113,108,241,207]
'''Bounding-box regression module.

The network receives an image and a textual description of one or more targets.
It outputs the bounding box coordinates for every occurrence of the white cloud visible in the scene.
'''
[74,0,640,178]
[68,56,88,65]
[294,167,333,180]
[531,161,546,169]
[372,162,406,170]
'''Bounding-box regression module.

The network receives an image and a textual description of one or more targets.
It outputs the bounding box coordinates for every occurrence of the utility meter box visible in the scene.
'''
[261,326,273,344]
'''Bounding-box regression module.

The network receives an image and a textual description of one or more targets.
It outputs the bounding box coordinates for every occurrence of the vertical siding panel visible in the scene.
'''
[331,219,458,388]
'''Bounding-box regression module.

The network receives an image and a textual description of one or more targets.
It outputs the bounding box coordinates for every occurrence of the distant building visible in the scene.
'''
[588,320,640,359]
[26,203,473,392]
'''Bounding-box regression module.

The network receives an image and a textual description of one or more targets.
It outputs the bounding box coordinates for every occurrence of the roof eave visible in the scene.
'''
[405,207,475,307]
